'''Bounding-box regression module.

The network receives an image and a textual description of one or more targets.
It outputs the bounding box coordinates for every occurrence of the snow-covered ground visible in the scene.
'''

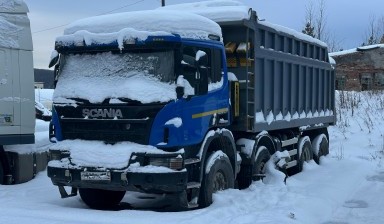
[1,90,384,224]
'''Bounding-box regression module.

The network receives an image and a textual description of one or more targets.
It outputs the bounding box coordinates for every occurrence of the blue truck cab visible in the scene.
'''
[47,10,239,209]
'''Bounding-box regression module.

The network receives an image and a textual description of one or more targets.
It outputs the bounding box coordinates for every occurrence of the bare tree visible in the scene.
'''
[378,16,384,43]
[302,1,316,37]
[362,14,382,46]
[315,0,326,41]
[302,0,341,52]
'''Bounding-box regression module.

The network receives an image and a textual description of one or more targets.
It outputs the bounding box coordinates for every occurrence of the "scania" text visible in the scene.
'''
[82,108,123,119]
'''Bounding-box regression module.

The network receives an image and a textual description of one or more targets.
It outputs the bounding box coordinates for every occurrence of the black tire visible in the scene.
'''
[0,160,4,185]
[237,146,271,189]
[312,134,329,164]
[295,138,313,173]
[199,151,234,208]
[79,188,126,210]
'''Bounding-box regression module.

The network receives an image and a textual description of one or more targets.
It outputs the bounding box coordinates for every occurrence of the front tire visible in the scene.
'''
[79,188,126,210]
[199,151,234,208]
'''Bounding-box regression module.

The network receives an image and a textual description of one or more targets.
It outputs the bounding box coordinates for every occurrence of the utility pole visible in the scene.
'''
[161,0,165,7]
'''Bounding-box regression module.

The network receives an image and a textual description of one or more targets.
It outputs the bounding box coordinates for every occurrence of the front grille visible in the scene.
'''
[55,103,165,144]
[61,119,151,144]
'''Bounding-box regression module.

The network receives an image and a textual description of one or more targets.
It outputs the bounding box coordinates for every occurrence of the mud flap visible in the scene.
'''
[58,186,78,198]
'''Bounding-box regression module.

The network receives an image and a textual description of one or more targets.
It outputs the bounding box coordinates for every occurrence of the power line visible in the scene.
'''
[32,0,146,34]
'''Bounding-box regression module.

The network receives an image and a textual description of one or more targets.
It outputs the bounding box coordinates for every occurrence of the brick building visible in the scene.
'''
[330,44,384,91]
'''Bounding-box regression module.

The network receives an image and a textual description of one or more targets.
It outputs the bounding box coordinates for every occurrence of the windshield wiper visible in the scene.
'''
[104,97,142,105]
[68,98,90,104]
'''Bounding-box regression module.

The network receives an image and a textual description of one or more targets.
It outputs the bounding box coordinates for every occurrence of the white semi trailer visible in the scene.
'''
[0,0,36,184]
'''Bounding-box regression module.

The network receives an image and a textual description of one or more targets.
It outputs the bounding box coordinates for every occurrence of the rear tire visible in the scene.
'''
[79,188,126,210]
[199,151,234,208]
[298,138,313,172]
[292,137,313,174]
[312,134,329,164]
[238,146,271,189]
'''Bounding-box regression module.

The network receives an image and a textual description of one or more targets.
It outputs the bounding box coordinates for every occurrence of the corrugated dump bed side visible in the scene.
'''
[252,22,335,132]
[221,13,336,132]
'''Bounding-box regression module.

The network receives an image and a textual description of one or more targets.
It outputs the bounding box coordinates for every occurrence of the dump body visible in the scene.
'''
[219,13,335,133]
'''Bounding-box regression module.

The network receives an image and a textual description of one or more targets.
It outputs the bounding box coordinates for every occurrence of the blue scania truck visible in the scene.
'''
[47,2,335,209]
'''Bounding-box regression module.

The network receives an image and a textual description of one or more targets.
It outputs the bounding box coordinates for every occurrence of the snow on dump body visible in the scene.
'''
[259,21,327,47]
[158,0,250,23]
[160,0,327,48]
[62,10,222,42]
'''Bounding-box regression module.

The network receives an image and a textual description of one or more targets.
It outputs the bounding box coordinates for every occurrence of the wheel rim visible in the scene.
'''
[254,161,267,181]
[302,145,311,162]
[213,170,227,192]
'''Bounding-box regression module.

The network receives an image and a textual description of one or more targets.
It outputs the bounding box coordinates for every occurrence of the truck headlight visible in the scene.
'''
[49,149,69,161]
[148,156,183,170]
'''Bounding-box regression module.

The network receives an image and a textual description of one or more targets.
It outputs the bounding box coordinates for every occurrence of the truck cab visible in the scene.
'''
[48,10,238,209]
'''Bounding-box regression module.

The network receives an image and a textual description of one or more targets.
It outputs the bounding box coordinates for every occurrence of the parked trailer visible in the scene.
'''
[0,0,45,184]
[47,1,335,209]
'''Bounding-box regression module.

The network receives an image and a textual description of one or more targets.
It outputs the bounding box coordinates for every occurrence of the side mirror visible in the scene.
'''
[196,50,208,67]
[176,75,186,99]
[49,50,59,68]
[176,86,184,99]
[196,50,208,95]
[182,54,196,67]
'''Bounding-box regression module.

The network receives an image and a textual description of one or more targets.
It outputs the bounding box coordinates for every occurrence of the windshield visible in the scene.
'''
[53,50,176,104]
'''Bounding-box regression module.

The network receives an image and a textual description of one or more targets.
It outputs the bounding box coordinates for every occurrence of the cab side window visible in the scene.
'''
[181,45,223,93]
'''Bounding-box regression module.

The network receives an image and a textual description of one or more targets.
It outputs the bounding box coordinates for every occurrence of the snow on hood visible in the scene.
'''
[62,10,222,43]
[158,0,251,23]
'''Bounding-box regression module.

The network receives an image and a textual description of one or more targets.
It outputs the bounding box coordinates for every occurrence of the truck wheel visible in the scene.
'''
[199,151,234,208]
[0,160,4,185]
[312,134,329,164]
[79,188,125,210]
[296,138,313,173]
[237,146,271,189]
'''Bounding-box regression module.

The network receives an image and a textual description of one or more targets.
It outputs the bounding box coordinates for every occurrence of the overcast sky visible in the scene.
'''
[23,0,384,69]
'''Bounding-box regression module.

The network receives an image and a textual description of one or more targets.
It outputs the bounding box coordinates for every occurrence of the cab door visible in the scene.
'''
[178,43,229,145]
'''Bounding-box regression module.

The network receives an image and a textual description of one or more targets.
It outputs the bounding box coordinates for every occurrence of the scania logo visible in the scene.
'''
[82,108,123,119]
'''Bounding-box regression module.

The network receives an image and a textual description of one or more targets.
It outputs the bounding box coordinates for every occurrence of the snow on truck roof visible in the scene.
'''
[59,10,222,48]
[0,0,32,50]
[58,0,327,50]
[158,0,251,23]
[0,0,28,13]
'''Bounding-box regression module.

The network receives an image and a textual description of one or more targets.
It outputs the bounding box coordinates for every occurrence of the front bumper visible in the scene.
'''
[48,166,188,193]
